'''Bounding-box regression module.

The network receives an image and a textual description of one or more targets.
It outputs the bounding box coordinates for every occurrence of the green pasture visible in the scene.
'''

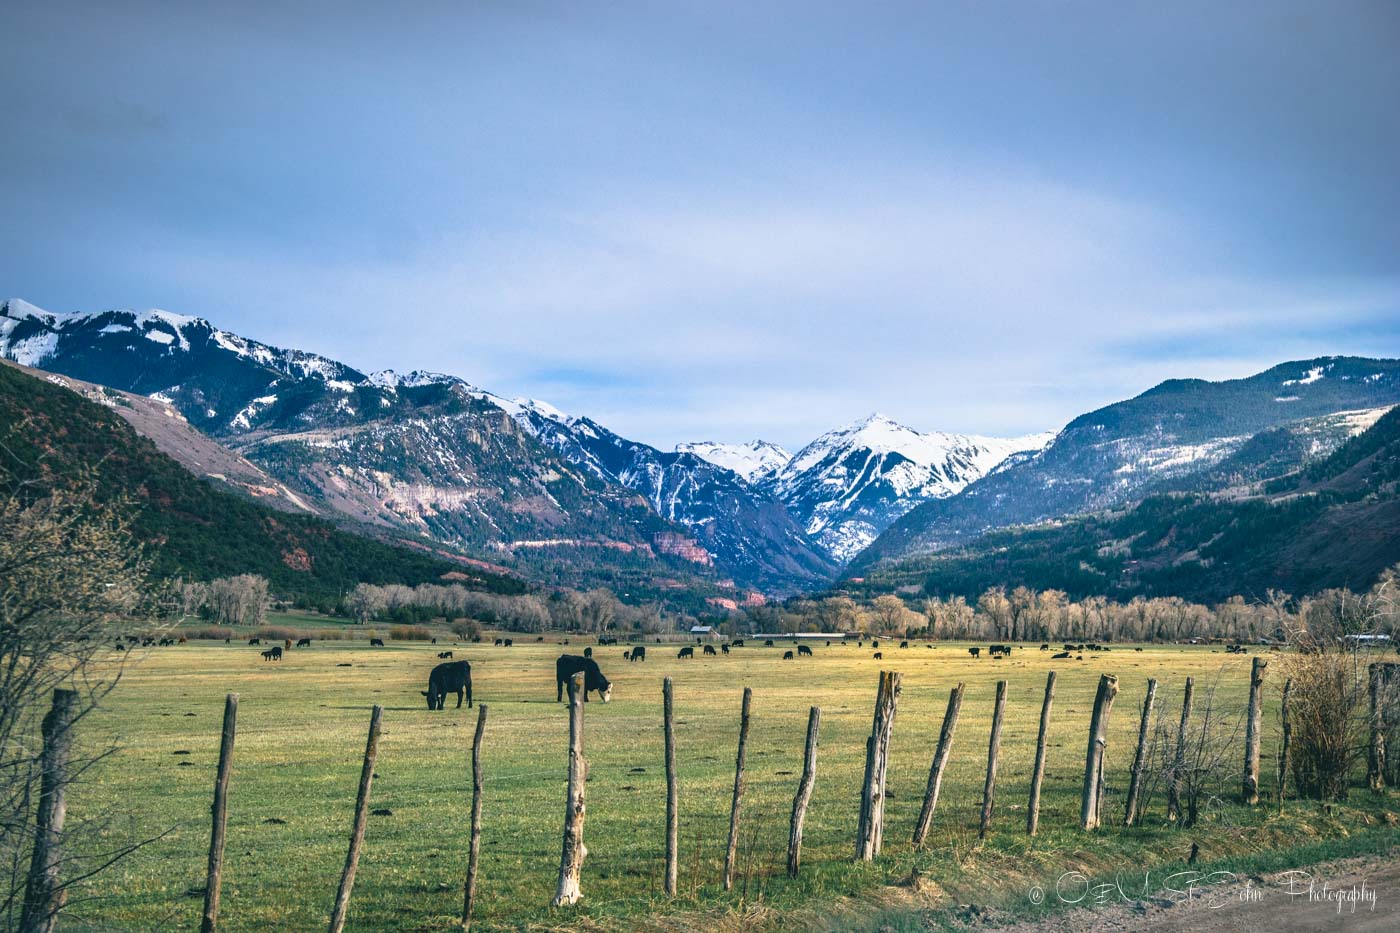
[63,637,1400,930]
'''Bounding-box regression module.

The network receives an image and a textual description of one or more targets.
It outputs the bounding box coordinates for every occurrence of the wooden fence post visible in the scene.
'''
[1123,679,1157,827]
[1278,678,1293,808]
[1079,674,1119,830]
[979,680,1008,839]
[1243,657,1267,805]
[1027,673,1056,836]
[1167,677,1193,823]
[462,704,488,930]
[19,688,78,933]
[662,676,678,897]
[856,671,901,860]
[786,706,821,878]
[553,673,588,907]
[1367,664,1398,793]
[328,704,383,933]
[913,683,963,847]
[200,693,239,933]
[723,687,752,891]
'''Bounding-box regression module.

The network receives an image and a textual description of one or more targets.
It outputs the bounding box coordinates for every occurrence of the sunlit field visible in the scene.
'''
[65,634,1400,931]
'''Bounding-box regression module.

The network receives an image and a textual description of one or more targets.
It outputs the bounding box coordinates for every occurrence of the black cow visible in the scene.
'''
[504,639,513,647]
[872,640,879,649]
[438,651,454,659]
[721,643,730,654]
[423,660,473,710]
[782,651,794,659]
[297,637,312,647]
[678,646,694,659]
[630,646,646,662]
[261,647,283,661]
[248,637,261,645]
[797,644,813,657]
[989,644,1011,658]
[1052,651,1071,659]
[494,638,503,646]
[1135,647,1144,652]
[583,646,592,658]
[764,639,775,647]
[556,655,612,703]
[370,638,385,647]
[968,647,981,658]
[899,641,909,649]
[1040,643,1050,651]
[731,639,744,647]
[703,645,717,656]
[873,652,883,659]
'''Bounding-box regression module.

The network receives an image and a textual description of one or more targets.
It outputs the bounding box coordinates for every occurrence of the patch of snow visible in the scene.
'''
[99,323,134,335]
[144,329,175,345]
[1283,365,1326,386]
[1275,396,1301,402]
[6,332,59,366]
[676,440,791,482]
[229,395,278,430]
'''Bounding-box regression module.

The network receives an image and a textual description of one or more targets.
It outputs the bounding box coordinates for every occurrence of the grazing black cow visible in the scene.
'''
[731,639,744,647]
[1052,651,1071,659]
[1040,643,1050,651]
[556,655,612,703]
[678,646,694,659]
[873,652,883,659]
[494,638,503,646]
[968,647,981,658]
[114,643,126,652]
[598,636,617,646]
[584,646,592,658]
[438,651,453,659]
[248,637,261,645]
[1077,655,1084,660]
[1135,647,1144,652]
[563,639,569,645]
[782,651,794,660]
[857,641,864,648]
[797,644,813,657]
[630,646,646,662]
[721,643,730,654]
[764,639,775,647]
[261,647,283,661]
[504,639,513,647]
[899,641,909,649]
[297,637,312,648]
[537,636,545,642]
[872,640,879,649]
[423,660,472,710]
[703,644,717,655]
[432,637,437,644]
[370,638,385,647]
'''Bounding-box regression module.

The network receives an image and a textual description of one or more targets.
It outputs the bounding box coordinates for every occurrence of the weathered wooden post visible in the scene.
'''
[855,670,901,860]
[462,704,488,930]
[328,704,383,933]
[723,687,752,891]
[786,706,821,878]
[662,676,678,897]
[1079,674,1119,830]
[1027,673,1056,836]
[1243,657,1267,804]
[200,693,239,933]
[913,683,963,847]
[1278,678,1293,808]
[553,673,588,907]
[1367,664,1397,792]
[1167,677,1193,823]
[19,688,78,933]
[1124,679,1157,827]
[979,680,1008,839]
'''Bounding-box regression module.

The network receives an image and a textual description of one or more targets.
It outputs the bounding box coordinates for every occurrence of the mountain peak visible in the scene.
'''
[675,439,791,482]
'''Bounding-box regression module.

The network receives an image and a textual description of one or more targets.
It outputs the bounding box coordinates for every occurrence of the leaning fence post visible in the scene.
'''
[462,704,488,930]
[1168,677,1193,823]
[19,688,78,933]
[200,693,239,933]
[553,673,588,907]
[1368,663,1392,793]
[1243,657,1267,804]
[787,706,820,878]
[723,687,752,891]
[913,683,963,847]
[1278,678,1293,808]
[328,704,383,933]
[1124,679,1157,827]
[979,680,1008,839]
[1027,673,1056,836]
[856,670,901,860]
[662,676,678,897]
[1079,674,1119,831]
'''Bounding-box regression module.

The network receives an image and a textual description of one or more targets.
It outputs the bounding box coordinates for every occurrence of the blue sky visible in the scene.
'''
[3,1,1397,450]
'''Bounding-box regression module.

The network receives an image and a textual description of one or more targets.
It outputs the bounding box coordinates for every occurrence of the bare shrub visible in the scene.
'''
[252,625,297,643]
[390,625,432,641]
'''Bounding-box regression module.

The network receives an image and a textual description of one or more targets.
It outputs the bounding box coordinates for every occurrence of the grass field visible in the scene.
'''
[63,636,1400,930]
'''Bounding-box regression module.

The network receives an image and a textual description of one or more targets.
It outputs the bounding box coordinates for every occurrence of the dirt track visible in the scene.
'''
[996,850,1400,932]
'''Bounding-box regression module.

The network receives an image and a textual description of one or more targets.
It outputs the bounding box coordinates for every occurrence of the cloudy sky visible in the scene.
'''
[3,2,1397,449]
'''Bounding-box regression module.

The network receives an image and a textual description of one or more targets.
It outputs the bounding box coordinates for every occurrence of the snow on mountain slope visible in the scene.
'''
[762,413,1054,562]
[675,440,791,482]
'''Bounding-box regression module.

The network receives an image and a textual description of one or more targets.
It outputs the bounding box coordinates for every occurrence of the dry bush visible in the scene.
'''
[252,625,298,643]
[390,625,432,641]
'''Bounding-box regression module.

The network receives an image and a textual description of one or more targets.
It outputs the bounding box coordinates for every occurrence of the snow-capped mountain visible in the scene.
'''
[759,413,1055,562]
[0,298,832,594]
[675,440,791,483]
[853,357,1400,572]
